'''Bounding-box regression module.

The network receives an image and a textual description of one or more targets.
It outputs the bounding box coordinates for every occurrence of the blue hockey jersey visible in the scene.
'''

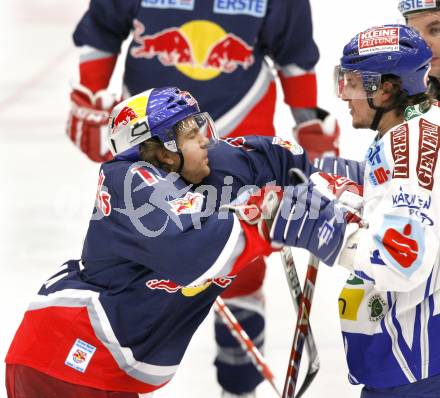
[72,0,319,137]
[6,136,316,393]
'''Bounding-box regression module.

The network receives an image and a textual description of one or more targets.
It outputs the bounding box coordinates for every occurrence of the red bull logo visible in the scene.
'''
[272,137,304,155]
[168,192,204,215]
[72,349,87,364]
[131,19,255,80]
[146,276,235,296]
[146,279,181,293]
[114,106,139,128]
[203,33,254,73]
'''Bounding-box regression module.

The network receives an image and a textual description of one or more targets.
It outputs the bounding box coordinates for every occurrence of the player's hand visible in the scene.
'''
[66,84,118,162]
[270,181,349,266]
[221,185,283,240]
[294,108,340,161]
[310,172,363,222]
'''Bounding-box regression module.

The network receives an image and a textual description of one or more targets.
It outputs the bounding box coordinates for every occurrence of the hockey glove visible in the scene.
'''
[309,172,364,224]
[222,185,283,240]
[294,108,340,161]
[270,182,349,266]
[66,84,118,162]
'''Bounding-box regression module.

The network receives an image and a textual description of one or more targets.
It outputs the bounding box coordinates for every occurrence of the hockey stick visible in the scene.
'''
[282,253,320,398]
[280,247,320,398]
[215,297,281,397]
[281,167,320,398]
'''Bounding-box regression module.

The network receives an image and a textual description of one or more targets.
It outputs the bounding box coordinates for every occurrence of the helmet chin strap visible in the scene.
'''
[367,96,401,131]
[368,99,385,131]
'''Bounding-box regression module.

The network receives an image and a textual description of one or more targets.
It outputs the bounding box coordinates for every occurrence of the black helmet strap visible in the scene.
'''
[367,89,406,131]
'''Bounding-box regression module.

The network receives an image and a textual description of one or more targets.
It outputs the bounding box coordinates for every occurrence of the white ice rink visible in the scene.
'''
[0,1,404,397]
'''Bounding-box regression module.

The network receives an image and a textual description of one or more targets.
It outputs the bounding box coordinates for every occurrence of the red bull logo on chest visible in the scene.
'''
[131,19,254,81]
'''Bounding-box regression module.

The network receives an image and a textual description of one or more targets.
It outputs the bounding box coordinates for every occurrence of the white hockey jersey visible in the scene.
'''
[339,102,440,388]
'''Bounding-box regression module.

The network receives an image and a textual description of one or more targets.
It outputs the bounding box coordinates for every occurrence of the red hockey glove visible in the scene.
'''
[294,108,340,161]
[222,185,283,240]
[66,84,119,162]
[222,186,283,275]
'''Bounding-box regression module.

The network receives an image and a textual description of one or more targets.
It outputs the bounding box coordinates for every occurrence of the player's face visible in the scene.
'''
[343,96,376,130]
[340,72,376,129]
[177,117,210,184]
[407,11,440,80]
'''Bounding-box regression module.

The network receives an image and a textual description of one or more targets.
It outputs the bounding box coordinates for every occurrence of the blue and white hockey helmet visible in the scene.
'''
[334,24,432,99]
[398,0,440,17]
[108,87,218,155]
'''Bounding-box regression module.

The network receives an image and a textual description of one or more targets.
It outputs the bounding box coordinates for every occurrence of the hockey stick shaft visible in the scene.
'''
[282,254,320,398]
[280,247,319,398]
[215,297,281,397]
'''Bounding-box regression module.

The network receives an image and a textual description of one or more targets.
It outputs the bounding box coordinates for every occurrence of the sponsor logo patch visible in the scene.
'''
[65,339,96,373]
[376,215,425,277]
[368,294,387,322]
[366,141,391,186]
[398,0,436,14]
[214,0,267,17]
[392,186,433,225]
[146,276,235,296]
[272,137,304,155]
[141,0,195,10]
[168,192,204,215]
[417,118,440,191]
[339,288,365,320]
[358,27,400,55]
[391,124,409,178]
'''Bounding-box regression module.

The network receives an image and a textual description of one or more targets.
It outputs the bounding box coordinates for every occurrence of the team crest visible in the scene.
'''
[65,338,96,373]
[272,137,304,155]
[168,192,204,215]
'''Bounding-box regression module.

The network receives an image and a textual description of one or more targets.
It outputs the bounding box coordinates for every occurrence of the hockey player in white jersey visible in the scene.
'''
[254,22,440,397]
[331,24,440,397]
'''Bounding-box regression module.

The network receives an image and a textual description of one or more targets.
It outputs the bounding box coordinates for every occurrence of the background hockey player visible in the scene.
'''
[6,86,354,397]
[399,0,440,98]
[66,1,340,396]
[271,24,440,397]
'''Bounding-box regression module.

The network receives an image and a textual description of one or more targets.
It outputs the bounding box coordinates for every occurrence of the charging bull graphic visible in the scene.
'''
[131,20,255,79]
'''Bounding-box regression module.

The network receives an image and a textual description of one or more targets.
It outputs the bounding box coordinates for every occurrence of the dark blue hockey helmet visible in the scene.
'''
[335,24,432,98]
[108,87,217,155]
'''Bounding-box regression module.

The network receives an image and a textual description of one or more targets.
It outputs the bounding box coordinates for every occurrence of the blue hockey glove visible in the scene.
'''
[270,182,348,266]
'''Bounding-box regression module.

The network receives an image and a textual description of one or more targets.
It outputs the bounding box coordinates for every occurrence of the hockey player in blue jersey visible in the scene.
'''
[65,1,341,396]
[6,86,364,397]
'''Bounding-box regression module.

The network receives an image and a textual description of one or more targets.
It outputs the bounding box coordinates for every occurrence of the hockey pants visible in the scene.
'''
[361,372,440,397]
[5,364,154,398]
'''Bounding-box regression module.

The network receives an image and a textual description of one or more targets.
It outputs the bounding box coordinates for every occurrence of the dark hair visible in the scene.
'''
[139,138,175,172]
[382,74,434,116]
